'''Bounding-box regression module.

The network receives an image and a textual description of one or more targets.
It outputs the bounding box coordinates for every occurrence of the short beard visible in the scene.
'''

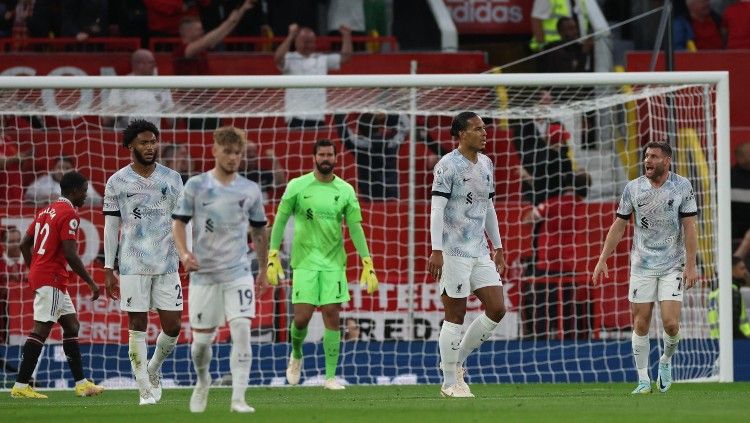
[133,148,156,166]
[646,166,665,181]
[316,161,333,175]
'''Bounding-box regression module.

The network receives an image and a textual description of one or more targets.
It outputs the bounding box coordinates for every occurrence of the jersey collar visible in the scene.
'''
[56,197,74,207]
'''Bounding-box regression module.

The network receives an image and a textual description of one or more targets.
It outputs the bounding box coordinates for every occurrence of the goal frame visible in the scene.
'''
[0,71,732,383]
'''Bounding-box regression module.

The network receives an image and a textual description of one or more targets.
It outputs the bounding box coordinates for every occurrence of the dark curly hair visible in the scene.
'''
[60,171,88,196]
[450,111,480,138]
[123,119,159,148]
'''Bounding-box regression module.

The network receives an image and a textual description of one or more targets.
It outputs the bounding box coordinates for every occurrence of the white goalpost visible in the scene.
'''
[0,71,733,388]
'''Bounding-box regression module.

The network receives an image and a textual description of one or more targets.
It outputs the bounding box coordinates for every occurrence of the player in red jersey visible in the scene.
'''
[10,171,104,399]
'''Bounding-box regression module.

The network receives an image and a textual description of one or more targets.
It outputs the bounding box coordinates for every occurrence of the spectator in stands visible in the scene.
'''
[513,92,578,205]
[335,113,440,200]
[174,0,256,129]
[538,17,592,73]
[707,256,750,339]
[24,157,102,206]
[673,0,724,50]
[521,172,591,339]
[60,0,107,41]
[104,49,175,130]
[530,0,593,51]
[239,140,286,200]
[0,227,27,345]
[160,144,192,183]
[173,0,256,75]
[275,22,352,129]
[731,142,750,239]
[721,0,750,49]
[338,113,406,200]
[343,317,360,341]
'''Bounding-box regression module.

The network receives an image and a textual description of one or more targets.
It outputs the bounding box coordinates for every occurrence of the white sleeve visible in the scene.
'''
[103,215,121,269]
[484,203,503,250]
[430,196,448,251]
[387,114,410,149]
[531,0,552,19]
[326,53,341,70]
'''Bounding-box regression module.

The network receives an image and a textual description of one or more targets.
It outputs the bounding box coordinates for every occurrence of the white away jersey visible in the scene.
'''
[432,150,495,258]
[616,172,698,276]
[103,163,183,275]
[173,172,267,283]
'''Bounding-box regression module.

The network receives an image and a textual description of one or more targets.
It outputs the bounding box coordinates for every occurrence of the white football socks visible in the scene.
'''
[128,330,150,395]
[147,331,178,375]
[458,313,499,365]
[660,329,680,364]
[191,330,215,387]
[632,331,650,381]
[229,318,252,402]
[439,321,462,388]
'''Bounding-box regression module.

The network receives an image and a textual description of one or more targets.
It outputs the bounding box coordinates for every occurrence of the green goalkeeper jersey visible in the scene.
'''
[270,172,368,270]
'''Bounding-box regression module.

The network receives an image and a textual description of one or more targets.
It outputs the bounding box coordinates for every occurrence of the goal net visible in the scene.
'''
[0,73,732,389]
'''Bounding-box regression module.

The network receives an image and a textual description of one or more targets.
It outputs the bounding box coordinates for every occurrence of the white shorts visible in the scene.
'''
[189,274,255,329]
[34,286,76,322]
[119,273,183,312]
[628,270,684,303]
[440,254,502,299]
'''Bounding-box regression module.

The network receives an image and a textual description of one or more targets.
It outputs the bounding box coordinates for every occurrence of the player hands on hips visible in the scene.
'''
[266,139,379,390]
[103,120,185,405]
[11,172,104,399]
[172,126,267,413]
[429,112,507,398]
[591,141,699,394]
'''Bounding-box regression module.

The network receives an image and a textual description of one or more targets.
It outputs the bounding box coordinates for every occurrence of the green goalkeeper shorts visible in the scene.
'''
[291,268,350,306]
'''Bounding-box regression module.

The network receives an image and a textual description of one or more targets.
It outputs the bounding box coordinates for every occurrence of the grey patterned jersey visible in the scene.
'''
[431,149,495,258]
[616,172,698,276]
[103,163,183,275]
[173,172,267,283]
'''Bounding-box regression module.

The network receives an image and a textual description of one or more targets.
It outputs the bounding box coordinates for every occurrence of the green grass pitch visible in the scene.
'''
[2,383,749,422]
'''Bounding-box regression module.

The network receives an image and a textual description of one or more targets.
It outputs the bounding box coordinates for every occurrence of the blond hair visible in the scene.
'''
[213,126,247,149]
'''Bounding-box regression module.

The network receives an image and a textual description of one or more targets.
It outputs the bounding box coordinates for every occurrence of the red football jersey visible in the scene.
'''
[25,198,80,291]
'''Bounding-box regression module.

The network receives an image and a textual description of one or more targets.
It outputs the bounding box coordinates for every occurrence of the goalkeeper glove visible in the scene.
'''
[359,257,379,294]
[267,249,284,286]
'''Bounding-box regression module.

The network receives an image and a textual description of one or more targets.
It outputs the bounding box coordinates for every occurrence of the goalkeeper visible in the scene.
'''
[267,138,378,390]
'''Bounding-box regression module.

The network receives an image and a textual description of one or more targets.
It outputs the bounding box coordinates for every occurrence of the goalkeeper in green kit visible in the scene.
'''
[267,139,379,390]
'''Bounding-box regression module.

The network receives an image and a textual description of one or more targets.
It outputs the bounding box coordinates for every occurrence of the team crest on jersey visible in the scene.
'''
[667,198,674,211]
[239,199,246,208]
[69,219,79,230]
[161,186,168,199]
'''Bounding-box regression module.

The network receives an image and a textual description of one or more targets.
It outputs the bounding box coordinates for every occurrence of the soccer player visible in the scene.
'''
[103,120,184,405]
[592,141,698,394]
[11,171,104,399]
[266,138,379,390]
[428,111,506,398]
[171,127,268,413]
